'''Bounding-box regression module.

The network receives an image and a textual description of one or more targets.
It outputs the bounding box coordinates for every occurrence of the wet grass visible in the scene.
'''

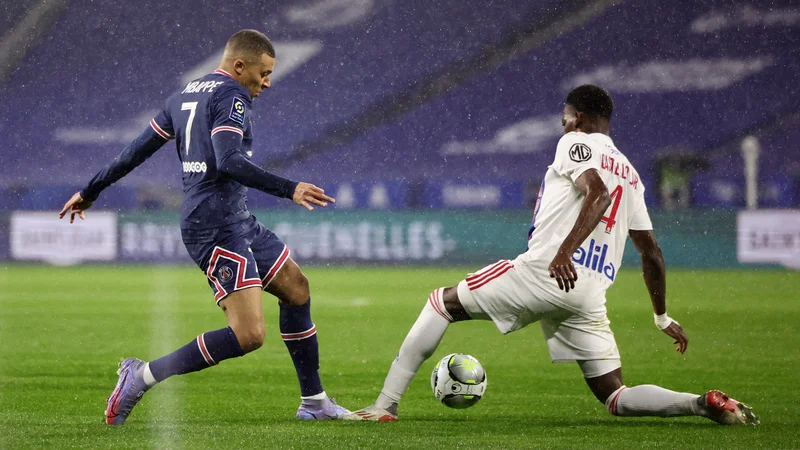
[1,265,798,449]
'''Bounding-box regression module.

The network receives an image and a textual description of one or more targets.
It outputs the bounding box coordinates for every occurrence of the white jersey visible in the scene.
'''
[519,131,652,298]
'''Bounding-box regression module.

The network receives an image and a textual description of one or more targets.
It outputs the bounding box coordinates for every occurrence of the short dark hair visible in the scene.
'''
[566,85,613,119]
[226,29,275,60]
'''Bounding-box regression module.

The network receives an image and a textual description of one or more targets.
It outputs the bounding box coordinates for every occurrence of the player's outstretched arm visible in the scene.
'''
[629,229,688,354]
[212,132,334,210]
[548,169,611,292]
[59,126,168,223]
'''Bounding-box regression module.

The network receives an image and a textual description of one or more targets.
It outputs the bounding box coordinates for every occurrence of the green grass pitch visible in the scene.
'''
[1,265,798,449]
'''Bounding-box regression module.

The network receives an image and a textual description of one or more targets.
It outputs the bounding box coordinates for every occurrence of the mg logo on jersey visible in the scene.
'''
[569,143,592,162]
[572,239,616,281]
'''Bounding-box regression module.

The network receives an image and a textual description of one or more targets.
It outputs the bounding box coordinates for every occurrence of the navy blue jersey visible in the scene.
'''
[154,70,257,228]
[80,69,297,229]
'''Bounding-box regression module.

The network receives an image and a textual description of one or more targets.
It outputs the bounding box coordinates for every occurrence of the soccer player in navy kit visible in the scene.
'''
[59,30,350,424]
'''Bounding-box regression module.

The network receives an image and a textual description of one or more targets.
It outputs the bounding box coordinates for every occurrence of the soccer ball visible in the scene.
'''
[430,353,487,409]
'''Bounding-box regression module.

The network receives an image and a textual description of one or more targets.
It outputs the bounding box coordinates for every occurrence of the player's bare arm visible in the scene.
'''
[548,168,611,292]
[630,229,688,354]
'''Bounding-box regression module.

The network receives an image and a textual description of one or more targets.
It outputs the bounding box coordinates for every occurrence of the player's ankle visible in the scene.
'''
[300,391,329,407]
[142,362,158,388]
[375,394,398,412]
[694,394,710,417]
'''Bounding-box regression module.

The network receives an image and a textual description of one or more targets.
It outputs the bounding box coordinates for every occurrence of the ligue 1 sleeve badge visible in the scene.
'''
[218,265,234,283]
[229,97,246,125]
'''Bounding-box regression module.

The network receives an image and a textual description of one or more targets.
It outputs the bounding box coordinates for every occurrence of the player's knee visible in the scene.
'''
[442,286,470,322]
[295,272,310,298]
[581,362,623,405]
[281,273,310,306]
[441,286,458,309]
[233,321,266,353]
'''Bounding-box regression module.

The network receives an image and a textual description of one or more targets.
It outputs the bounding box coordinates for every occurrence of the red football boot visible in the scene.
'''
[703,389,759,425]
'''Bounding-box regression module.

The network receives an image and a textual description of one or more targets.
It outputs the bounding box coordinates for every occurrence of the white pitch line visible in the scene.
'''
[149,269,180,448]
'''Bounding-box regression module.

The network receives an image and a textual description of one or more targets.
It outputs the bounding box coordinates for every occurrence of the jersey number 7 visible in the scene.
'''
[600,185,623,233]
[181,102,198,156]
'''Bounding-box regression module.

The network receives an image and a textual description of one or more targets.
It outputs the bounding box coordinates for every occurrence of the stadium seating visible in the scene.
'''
[1,0,798,209]
[0,1,37,36]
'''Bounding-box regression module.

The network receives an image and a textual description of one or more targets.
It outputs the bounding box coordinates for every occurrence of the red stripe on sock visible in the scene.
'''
[609,387,626,416]
[197,334,216,366]
[281,325,317,341]
[428,289,450,322]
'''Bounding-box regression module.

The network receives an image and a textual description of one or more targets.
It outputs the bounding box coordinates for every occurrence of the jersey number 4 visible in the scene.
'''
[181,102,198,156]
[600,185,623,233]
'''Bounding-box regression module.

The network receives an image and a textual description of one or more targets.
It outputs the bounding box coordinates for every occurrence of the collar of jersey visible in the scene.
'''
[214,69,235,79]
[588,132,614,146]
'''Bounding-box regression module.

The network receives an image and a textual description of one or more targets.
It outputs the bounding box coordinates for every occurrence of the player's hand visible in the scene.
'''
[292,182,335,211]
[548,251,577,292]
[58,192,94,224]
[661,321,688,354]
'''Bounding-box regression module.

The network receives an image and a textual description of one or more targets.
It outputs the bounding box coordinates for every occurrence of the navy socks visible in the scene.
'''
[145,303,323,398]
[149,326,244,382]
[280,299,324,397]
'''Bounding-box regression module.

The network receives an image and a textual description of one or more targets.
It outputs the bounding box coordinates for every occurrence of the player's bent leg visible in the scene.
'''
[344,286,459,422]
[220,286,267,352]
[585,365,705,418]
[265,257,349,420]
[584,363,706,418]
[442,285,473,322]
[582,363,757,424]
[105,288,257,425]
[265,257,309,306]
[346,261,520,422]
[581,363,623,403]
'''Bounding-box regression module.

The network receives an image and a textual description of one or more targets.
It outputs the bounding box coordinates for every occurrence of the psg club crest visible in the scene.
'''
[569,143,592,162]
[218,265,234,283]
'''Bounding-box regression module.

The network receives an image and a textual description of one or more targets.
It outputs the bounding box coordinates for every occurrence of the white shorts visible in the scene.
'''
[456,258,621,371]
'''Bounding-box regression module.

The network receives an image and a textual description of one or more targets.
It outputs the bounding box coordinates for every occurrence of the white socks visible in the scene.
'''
[142,362,157,388]
[301,391,328,401]
[606,385,707,417]
[375,289,452,409]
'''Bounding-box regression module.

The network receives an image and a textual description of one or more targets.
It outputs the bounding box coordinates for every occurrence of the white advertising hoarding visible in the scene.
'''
[10,211,118,265]
[737,210,800,269]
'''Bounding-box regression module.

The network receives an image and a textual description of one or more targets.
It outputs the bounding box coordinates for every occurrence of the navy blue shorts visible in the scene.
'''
[182,215,290,305]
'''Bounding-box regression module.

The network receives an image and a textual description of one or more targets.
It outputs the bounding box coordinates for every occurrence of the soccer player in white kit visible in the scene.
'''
[344,85,758,425]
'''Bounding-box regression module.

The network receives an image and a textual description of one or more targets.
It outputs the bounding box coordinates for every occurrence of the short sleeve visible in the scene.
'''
[550,133,601,184]
[629,191,653,230]
[150,105,174,140]
[210,87,250,139]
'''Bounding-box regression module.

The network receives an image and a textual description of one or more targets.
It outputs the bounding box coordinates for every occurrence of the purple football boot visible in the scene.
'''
[105,358,150,425]
[296,397,351,420]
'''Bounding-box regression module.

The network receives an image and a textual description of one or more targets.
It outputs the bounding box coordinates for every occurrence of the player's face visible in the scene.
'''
[240,53,274,99]
[562,104,579,134]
